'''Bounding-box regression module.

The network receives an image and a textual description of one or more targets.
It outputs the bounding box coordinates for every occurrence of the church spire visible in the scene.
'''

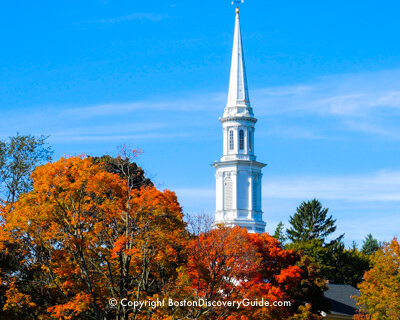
[225,6,253,117]
[213,3,266,234]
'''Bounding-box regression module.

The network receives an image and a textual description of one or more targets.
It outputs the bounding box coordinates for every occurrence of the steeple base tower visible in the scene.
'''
[213,159,266,233]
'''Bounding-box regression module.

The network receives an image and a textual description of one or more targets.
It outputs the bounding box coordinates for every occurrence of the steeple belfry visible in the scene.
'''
[212,5,266,234]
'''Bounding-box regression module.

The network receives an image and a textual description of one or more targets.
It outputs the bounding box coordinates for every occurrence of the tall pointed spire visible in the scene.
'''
[225,7,253,117]
[213,4,266,234]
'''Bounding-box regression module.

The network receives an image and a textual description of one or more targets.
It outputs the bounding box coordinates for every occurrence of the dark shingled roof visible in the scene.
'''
[324,283,360,316]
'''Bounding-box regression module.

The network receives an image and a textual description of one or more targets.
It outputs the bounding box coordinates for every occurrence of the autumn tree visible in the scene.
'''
[240,233,328,319]
[288,304,323,320]
[353,311,373,320]
[0,156,187,320]
[167,227,257,319]
[168,227,327,320]
[355,238,400,320]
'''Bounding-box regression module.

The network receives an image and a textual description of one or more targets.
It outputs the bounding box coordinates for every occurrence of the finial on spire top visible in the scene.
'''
[231,0,244,8]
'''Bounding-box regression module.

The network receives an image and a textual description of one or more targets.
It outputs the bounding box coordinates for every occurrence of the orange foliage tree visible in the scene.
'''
[167,227,258,319]
[0,156,187,320]
[242,233,327,319]
[355,238,400,320]
[168,227,327,320]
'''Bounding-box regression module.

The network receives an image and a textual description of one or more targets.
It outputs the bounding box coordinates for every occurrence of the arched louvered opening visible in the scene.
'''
[229,130,234,151]
[239,129,244,150]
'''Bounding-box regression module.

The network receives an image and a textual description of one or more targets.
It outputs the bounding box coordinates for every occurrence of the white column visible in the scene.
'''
[257,173,263,212]
[223,128,228,156]
[215,171,223,212]
[234,127,238,154]
[248,172,253,215]
[247,171,252,213]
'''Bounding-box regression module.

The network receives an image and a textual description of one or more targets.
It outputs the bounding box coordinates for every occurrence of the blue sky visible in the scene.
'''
[1,0,399,246]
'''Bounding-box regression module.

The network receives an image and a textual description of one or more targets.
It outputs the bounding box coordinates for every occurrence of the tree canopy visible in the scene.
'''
[0,156,187,320]
[355,238,400,320]
[286,199,344,246]
[0,133,52,204]
[90,153,153,191]
[361,234,380,256]
[170,227,328,320]
[285,199,369,287]
[272,221,287,245]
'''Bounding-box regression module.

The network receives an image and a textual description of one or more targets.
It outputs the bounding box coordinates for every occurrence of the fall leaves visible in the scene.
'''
[0,156,186,319]
[355,238,400,320]
[0,156,326,320]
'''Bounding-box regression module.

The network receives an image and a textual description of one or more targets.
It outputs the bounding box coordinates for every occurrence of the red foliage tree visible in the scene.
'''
[168,227,326,320]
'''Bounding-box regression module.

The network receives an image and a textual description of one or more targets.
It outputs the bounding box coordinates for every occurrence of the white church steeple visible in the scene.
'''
[212,5,266,234]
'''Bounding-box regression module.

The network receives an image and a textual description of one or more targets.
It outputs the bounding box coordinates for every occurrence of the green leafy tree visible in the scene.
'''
[361,234,380,256]
[273,221,287,245]
[327,243,370,287]
[0,134,52,204]
[286,199,344,245]
[287,239,370,287]
[286,239,331,276]
[286,200,369,286]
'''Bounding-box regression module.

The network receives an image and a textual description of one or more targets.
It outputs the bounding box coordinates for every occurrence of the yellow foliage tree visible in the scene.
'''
[355,238,400,320]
